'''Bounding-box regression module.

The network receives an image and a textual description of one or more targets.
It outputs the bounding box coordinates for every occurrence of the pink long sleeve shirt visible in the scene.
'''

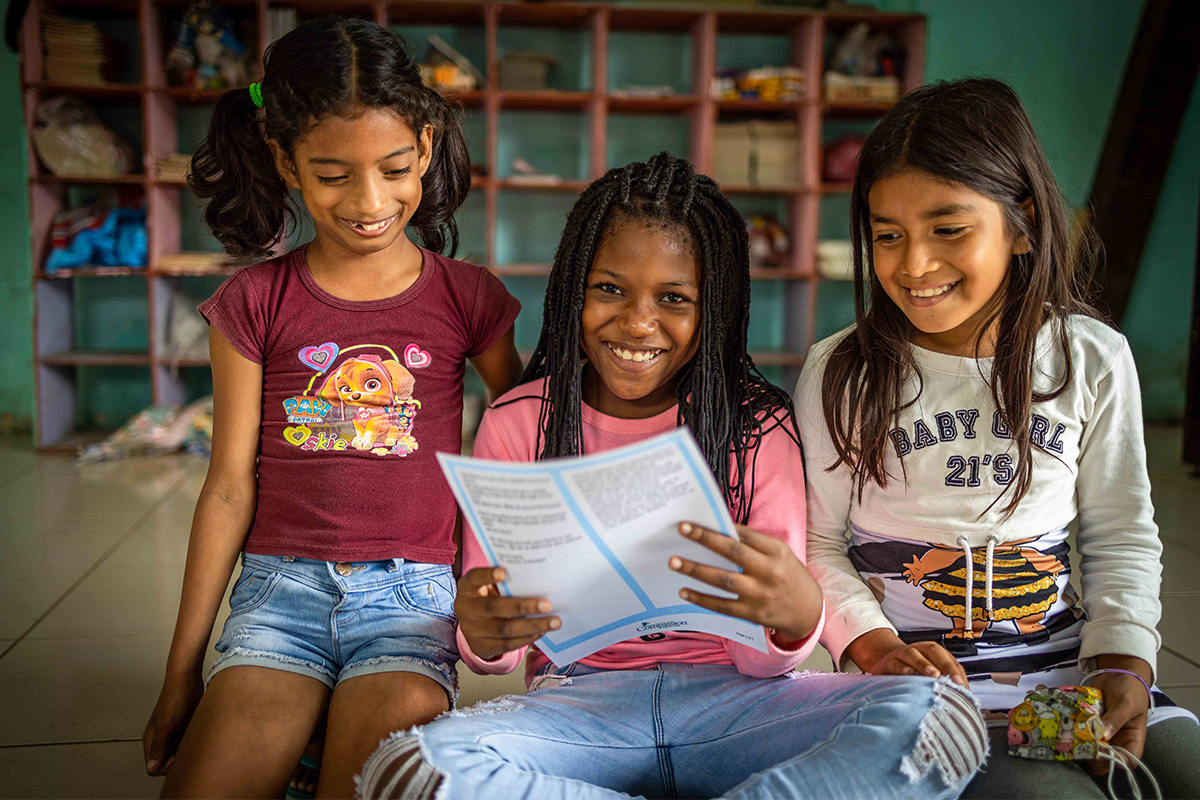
[456,379,825,685]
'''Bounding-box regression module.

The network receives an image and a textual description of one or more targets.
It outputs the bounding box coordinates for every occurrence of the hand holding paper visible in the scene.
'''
[671,522,823,647]
[439,428,777,665]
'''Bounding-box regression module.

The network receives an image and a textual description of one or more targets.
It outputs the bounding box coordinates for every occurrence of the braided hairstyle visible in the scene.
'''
[520,152,800,524]
[189,16,471,258]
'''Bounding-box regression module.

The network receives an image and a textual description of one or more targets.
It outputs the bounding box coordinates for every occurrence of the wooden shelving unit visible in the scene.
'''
[20,0,924,449]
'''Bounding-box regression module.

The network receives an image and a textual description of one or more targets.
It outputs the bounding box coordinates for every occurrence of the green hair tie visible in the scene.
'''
[249,82,264,108]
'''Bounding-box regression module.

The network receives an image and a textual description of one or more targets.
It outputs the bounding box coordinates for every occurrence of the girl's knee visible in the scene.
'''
[358,731,444,800]
[900,679,990,791]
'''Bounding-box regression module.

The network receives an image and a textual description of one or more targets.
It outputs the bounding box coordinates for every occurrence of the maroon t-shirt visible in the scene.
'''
[199,247,520,563]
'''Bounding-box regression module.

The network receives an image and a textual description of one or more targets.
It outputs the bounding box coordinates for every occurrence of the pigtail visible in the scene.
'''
[409,92,471,257]
[188,86,294,258]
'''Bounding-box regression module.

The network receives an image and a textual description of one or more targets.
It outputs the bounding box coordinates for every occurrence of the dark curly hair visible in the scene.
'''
[189,16,471,258]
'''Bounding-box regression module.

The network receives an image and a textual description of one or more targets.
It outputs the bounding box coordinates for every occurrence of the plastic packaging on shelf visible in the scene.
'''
[816,240,854,281]
[77,396,214,465]
[823,23,904,106]
[32,96,135,177]
[45,203,147,272]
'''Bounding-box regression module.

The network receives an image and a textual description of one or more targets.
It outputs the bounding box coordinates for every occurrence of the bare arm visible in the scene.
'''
[468,326,523,402]
[143,328,263,774]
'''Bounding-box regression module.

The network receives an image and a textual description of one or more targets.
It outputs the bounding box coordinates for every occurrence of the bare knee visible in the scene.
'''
[357,733,444,800]
[902,680,990,790]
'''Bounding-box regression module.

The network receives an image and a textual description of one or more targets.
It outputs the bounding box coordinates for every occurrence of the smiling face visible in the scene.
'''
[272,107,432,258]
[868,168,1029,356]
[580,218,702,419]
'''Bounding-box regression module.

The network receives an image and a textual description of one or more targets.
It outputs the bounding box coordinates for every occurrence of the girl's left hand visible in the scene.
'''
[669,521,823,646]
[1087,655,1154,773]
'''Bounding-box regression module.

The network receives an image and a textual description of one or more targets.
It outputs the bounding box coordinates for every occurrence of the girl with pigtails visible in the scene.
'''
[142,17,522,798]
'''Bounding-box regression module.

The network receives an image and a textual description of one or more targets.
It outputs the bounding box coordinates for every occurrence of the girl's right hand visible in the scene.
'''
[848,628,969,687]
[455,567,561,662]
[142,671,204,776]
[869,641,968,687]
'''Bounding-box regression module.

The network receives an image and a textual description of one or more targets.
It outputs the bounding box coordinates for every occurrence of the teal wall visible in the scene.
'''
[0,0,32,421]
[2,0,1197,431]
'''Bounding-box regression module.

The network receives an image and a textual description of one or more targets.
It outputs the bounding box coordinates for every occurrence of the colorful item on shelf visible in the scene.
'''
[1007,685,1105,762]
[712,66,805,102]
[824,23,904,106]
[32,96,135,177]
[165,0,249,90]
[42,15,117,85]
[822,134,867,183]
[747,214,790,268]
[45,204,147,273]
[421,34,482,93]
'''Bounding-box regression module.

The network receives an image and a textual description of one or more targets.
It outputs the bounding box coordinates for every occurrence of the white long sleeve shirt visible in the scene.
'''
[796,315,1163,690]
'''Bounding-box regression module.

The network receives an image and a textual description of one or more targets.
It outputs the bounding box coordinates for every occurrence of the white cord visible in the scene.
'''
[984,535,998,620]
[1098,742,1162,800]
[957,535,973,636]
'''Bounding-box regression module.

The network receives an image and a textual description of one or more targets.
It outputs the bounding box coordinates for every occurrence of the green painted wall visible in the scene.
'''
[0,0,33,421]
[2,0,1196,432]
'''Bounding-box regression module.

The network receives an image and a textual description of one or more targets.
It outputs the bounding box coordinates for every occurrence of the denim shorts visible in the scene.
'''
[207,553,459,701]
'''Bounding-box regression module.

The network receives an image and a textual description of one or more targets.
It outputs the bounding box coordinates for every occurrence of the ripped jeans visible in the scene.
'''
[359,663,988,800]
[207,553,459,700]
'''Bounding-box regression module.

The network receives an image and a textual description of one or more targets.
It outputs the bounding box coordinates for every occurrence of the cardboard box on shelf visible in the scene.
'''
[714,121,799,188]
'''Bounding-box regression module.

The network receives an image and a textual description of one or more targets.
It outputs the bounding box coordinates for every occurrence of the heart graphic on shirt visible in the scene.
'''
[283,424,311,446]
[298,342,339,372]
[404,343,432,369]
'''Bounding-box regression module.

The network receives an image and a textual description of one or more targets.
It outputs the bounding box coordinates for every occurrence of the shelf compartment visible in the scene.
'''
[36,266,146,279]
[30,173,143,184]
[40,350,151,366]
[822,102,896,118]
[154,87,234,105]
[498,90,594,111]
[25,81,141,99]
[607,95,697,114]
[717,99,807,115]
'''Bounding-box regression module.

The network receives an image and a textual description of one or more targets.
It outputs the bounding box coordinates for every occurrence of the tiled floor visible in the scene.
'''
[0,428,1197,798]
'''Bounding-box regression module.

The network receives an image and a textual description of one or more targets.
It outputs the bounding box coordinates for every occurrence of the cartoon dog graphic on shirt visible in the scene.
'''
[317,355,418,451]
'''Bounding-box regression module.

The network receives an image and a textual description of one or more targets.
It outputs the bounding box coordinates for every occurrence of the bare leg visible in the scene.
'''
[161,666,330,799]
[317,673,450,799]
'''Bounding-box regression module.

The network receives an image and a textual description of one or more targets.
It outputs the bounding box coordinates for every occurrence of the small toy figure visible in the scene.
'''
[166,0,248,90]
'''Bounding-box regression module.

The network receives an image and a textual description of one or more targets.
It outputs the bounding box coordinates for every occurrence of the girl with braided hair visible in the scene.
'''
[356,153,987,800]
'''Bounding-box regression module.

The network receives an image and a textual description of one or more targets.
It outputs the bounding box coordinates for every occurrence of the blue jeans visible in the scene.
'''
[359,664,988,800]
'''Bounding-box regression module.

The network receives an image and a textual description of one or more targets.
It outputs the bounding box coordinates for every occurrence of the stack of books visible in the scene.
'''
[43,16,114,85]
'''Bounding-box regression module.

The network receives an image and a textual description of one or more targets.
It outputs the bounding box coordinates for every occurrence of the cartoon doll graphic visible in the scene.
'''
[285,342,426,457]
[901,537,1065,639]
[318,355,416,451]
